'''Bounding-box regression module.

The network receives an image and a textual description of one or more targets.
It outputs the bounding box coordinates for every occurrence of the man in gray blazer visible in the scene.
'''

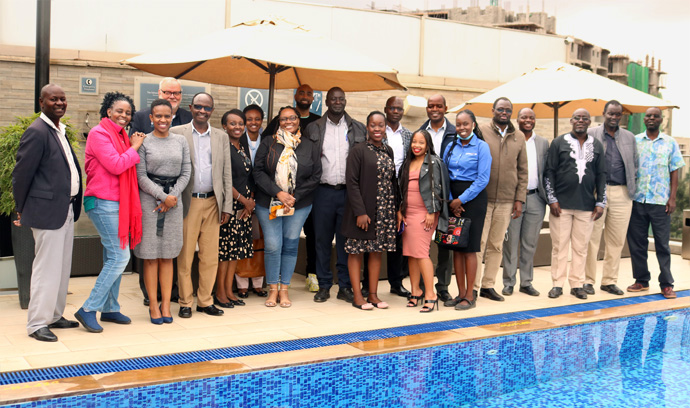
[172,92,233,318]
[584,100,637,296]
[502,108,547,297]
[13,84,83,341]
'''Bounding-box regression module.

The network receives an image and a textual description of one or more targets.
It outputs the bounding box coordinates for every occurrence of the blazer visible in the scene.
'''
[341,142,398,240]
[588,125,638,199]
[13,118,83,229]
[129,107,192,135]
[304,111,367,151]
[417,118,457,159]
[400,153,450,232]
[171,123,233,221]
[531,134,550,204]
[252,133,322,209]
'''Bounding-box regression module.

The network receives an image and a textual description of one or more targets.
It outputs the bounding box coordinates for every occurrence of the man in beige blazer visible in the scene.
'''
[172,92,233,318]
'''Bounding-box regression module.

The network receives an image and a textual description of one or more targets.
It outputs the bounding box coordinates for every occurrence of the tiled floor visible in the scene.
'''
[1,254,688,375]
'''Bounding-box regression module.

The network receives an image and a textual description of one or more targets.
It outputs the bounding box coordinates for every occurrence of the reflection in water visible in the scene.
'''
[681,314,690,363]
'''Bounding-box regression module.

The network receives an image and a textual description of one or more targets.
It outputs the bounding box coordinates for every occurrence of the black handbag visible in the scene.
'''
[434,216,471,249]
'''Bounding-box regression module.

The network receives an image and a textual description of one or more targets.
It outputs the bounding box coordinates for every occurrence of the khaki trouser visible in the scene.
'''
[177,196,220,308]
[550,208,594,288]
[476,201,513,290]
[585,185,633,286]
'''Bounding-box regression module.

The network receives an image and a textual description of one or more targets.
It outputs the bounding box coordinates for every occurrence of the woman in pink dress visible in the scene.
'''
[397,130,449,313]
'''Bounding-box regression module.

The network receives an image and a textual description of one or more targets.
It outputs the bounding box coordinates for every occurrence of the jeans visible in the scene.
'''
[82,198,130,312]
[255,204,312,285]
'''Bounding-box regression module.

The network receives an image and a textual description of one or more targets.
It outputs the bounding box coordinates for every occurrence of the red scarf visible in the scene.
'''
[100,118,143,249]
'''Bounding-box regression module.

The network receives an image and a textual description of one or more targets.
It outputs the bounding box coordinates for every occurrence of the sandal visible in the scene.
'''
[352,302,374,310]
[420,298,439,313]
[407,295,422,308]
[264,288,278,307]
[279,287,292,308]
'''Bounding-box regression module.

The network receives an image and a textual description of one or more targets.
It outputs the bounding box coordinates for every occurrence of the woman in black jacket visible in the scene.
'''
[397,129,449,313]
[342,111,398,310]
[253,106,322,308]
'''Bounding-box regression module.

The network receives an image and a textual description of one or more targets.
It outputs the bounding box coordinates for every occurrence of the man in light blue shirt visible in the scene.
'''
[626,107,685,299]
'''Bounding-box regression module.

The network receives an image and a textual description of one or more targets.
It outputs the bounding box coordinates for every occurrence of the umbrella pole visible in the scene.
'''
[553,104,559,139]
[267,64,276,121]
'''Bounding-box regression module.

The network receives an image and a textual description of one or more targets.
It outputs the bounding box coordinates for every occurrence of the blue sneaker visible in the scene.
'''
[74,308,103,333]
[100,312,132,325]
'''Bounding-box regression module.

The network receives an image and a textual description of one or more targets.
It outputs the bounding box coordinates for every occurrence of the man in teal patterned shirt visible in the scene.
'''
[626,107,685,299]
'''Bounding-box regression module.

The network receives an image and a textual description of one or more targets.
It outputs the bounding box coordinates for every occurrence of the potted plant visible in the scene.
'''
[0,113,80,309]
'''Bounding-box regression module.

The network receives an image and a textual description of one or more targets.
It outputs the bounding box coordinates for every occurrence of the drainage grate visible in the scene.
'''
[1,290,686,386]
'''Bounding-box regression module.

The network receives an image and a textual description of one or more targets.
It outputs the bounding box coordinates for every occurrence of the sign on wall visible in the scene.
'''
[239,88,270,113]
[79,76,99,95]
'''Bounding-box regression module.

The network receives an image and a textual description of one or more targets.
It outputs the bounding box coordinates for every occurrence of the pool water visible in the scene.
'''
[5,308,689,407]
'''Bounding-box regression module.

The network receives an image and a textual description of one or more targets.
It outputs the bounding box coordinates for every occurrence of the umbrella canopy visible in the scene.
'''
[448,62,677,137]
[124,18,405,118]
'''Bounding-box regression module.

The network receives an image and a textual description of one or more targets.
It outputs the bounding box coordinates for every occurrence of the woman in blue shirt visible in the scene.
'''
[442,109,491,311]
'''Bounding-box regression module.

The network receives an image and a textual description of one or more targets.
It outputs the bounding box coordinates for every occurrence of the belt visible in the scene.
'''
[607,182,625,186]
[320,183,346,191]
[527,189,538,195]
[192,191,215,198]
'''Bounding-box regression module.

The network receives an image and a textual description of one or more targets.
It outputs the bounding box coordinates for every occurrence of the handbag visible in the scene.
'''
[434,216,471,249]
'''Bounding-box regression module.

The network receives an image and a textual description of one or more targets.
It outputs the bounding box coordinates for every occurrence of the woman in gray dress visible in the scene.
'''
[134,99,191,324]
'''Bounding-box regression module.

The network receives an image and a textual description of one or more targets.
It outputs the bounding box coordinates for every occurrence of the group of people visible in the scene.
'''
[13,78,684,342]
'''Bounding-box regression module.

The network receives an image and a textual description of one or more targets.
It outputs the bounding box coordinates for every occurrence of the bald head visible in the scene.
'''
[570,108,591,136]
[39,84,67,124]
[517,108,535,136]
[295,84,314,112]
[384,96,404,126]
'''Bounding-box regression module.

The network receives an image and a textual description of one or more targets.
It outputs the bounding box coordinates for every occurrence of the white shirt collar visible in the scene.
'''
[39,112,66,135]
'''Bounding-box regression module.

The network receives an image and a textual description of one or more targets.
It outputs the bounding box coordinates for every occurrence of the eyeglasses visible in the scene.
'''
[387,106,404,112]
[279,115,299,123]
[160,90,182,97]
[495,108,513,114]
[572,116,590,122]
[193,104,213,112]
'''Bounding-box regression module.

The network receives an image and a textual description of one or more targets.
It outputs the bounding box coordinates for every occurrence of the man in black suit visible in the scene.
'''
[130,77,192,305]
[13,84,83,342]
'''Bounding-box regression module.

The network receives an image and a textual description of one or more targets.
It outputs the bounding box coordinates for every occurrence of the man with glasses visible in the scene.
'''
[305,87,366,303]
[584,100,637,296]
[544,108,606,300]
[473,97,528,303]
[172,92,233,318]
[131,77,193,306]
[626,107,684,299]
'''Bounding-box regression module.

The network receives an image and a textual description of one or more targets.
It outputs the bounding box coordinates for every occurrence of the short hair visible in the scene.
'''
[191,92,214,106]
[492,97,512,109]
[243,104,264,119]
[603,100,622,114]
[517,107,534,117]
[427,94,446,106]
[150,98,172,113]
[158,77,181,90]
[366,110,386,125]
[99,92,135,119]
[326,87,345,100]
[221,109,246,126]
[39,83,62,99]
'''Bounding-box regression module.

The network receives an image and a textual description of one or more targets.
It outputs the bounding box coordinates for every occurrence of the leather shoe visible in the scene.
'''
[502,286,514,296]
[196,305,224,316]
[143,298,150,307]
[213,296,234,309]
[178,307,192,318]
[336,287,354,303]
[479,288,504,302]
[437,290,452,303]
[661,287,677,299]
[48,317,79,329]
[29,327,57,342]
[519,285,540,296]
[600,284,624,295]
[583,284,595,295]
[361,287,370,298]
[627,282,649,292]
[313,287,330,303]
[570,287,588,299]
[548,287,563,298]
[390,285,411,298]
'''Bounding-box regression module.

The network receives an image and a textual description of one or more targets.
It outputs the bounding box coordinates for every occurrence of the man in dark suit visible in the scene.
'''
[501,108,548,297]
[13,84,83,342]
[131,77,192,305]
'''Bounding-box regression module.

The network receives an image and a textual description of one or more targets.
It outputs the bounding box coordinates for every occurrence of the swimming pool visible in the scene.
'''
[4,306,688,407]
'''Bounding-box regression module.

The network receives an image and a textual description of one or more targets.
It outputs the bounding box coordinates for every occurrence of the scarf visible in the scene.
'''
[100,118,143,249]
[274,127,301,195]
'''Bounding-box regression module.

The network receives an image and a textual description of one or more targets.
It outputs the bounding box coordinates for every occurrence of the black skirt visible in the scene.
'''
[448,180,487,253]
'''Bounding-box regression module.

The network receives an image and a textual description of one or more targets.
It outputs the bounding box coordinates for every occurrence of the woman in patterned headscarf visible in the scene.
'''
[253,106,322,308]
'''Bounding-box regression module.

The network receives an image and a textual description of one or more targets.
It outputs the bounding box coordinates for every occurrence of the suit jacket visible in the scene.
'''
[13,118,83,229]
[129,107,192,135]
[531,134,550,203]
[417,118,457,159]
[587,125,638,199]
[171,123,233,221]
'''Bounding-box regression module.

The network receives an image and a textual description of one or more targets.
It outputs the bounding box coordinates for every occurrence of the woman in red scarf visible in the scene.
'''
[75,92,144,333]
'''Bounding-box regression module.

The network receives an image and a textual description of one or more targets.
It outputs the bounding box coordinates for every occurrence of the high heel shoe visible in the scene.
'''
[407,295,422,308]
[213,295,234,309]
[149,309,163,325]
[420,298,439,313]
[160,307,173,324]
